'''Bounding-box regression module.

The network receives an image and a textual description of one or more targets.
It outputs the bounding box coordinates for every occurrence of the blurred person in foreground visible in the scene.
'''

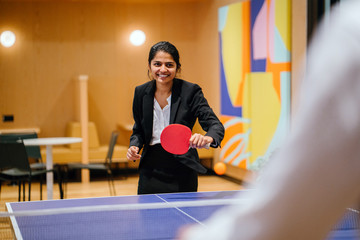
[180,0,360,239]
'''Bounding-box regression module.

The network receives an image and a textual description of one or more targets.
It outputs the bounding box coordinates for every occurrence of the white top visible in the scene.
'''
[181,1,360,240]
[22,137,82,146]
[150,95,171,145]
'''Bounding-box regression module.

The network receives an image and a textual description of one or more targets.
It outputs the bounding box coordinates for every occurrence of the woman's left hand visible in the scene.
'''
[189,133,213,149]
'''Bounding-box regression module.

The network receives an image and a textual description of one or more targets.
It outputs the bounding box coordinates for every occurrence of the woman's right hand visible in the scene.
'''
[127,146,141,161]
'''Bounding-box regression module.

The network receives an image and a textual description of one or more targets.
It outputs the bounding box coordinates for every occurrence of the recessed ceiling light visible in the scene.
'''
[1,31,16,48]
[129,30,146,46]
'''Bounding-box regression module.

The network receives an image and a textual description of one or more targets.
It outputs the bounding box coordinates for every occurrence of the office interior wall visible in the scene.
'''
[0,1,204,143]
[0,0,306,180]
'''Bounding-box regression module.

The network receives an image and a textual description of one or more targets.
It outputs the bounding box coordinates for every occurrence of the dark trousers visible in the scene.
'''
[137,144,198,195]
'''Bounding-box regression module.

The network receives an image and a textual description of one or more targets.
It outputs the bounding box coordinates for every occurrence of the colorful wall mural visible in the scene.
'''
[218,0,291,170]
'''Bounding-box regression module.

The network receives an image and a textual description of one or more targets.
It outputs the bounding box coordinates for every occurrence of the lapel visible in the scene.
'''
[143,80,156,143]
[142,79,182,142]
[170,79,181,124]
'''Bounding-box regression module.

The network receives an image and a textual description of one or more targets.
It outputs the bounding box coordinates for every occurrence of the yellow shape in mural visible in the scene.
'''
[221,2,243,107]
[242,72,281,164]
[275,0,291,50]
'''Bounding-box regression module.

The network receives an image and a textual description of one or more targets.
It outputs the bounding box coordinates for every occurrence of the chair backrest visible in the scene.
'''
[105,131,119,165]
[0,142,31,171]
[0,132,41,160]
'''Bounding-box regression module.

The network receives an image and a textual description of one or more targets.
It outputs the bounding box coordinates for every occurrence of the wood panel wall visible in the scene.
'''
[0,0,307,181]
[0,1,207,143]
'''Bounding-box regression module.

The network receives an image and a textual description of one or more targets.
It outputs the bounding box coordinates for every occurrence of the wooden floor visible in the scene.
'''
[0,174,242,239]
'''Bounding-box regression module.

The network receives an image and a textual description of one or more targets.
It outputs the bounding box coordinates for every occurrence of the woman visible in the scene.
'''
[127,41,224,195]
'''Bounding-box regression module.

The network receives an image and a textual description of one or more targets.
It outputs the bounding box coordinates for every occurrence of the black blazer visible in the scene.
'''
[130,78,225,173]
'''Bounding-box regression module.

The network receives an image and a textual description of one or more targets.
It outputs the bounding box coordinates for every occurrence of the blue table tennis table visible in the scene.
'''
[6,190,359,240]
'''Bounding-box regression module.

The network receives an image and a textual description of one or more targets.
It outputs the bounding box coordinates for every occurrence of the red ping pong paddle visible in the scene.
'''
[160,124,209,155]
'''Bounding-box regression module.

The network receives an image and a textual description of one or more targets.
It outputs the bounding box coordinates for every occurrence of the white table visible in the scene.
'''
[22,137,82,200]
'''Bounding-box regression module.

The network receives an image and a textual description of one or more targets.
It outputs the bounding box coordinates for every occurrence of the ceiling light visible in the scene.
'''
[1,31,16,48]
[129,30,146,46]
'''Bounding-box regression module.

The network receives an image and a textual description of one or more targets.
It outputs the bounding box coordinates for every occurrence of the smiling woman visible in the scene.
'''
[127,41,225,195]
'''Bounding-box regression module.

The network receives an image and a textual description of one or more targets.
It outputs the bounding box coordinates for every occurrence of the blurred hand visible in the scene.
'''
[189,133,213,149]
[127,146,141,161]
[176,224,193,240]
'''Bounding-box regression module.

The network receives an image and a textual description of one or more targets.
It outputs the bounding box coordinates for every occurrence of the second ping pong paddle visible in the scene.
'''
[160,124,210,155]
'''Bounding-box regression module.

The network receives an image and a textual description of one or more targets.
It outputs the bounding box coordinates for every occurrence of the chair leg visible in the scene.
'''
[106,169,116,196]
[62,165,68,199]
[56,166,64,199]
[106,171,111,195]
[23,181,26,201]
[18,181,21,202]
[28,178,31,201]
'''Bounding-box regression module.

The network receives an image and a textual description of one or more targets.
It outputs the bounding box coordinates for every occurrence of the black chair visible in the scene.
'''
[0,142,63,201]
[65,131,119,197]
[0,132,46,169]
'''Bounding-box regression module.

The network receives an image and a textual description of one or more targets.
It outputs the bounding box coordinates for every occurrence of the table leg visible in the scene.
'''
[46,145,53,200]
